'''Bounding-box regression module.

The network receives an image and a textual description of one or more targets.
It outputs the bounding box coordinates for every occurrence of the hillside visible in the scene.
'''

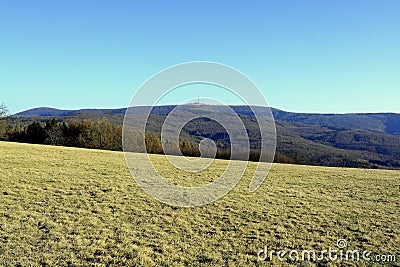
[8,105,400,169]
[15,107,127,117]
[15,106,400,135]
[272,108,400,135]
[0,141,399,266]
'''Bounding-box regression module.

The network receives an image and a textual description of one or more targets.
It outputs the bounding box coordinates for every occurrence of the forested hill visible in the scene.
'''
[272,108,400,135]
[15,106,400,135]
[8,105,400,169]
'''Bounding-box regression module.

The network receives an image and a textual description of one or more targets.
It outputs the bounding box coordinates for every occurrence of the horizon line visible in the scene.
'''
[12,105,400,116]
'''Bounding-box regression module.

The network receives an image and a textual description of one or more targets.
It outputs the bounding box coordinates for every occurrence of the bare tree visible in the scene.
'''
[0,103,9,139]
[0,103,8,118]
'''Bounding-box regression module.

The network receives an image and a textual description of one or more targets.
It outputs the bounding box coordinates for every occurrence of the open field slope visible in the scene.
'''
[0,141,399,266]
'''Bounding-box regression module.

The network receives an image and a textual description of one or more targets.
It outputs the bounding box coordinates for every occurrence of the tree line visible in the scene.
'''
[0,118,294,163]
[2,119,123,151]
[0,104,292,163]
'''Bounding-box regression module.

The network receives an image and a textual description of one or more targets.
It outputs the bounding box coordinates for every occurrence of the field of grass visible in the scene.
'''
[0,141,399,266]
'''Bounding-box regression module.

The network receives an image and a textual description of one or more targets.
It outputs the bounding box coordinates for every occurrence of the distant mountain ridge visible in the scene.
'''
[15,107,127,117]
[7,105,400,169]
[15,106,400,135]
[272,109,400,135]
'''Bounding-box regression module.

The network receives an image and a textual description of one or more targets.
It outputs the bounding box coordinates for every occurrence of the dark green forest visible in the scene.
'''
[3,119,123,151]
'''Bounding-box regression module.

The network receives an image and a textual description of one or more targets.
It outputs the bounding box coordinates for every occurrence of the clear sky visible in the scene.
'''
[1,0,399,114]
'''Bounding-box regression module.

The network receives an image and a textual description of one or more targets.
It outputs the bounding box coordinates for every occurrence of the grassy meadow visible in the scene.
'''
[0,141,399,266]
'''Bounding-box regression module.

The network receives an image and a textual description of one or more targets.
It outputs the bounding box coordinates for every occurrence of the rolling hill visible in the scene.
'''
[9,105,400,169]
[15,106,400,135]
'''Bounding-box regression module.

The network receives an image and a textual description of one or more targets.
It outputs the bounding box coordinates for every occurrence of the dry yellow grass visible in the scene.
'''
[0,141,399,266]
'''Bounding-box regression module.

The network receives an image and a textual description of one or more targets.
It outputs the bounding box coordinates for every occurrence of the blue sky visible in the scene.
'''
[1,0,399,114]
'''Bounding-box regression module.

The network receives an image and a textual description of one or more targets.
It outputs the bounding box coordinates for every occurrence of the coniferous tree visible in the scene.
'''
[26,121,46,144]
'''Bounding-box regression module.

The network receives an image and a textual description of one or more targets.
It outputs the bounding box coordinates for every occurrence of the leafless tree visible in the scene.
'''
[0,103,8,118]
